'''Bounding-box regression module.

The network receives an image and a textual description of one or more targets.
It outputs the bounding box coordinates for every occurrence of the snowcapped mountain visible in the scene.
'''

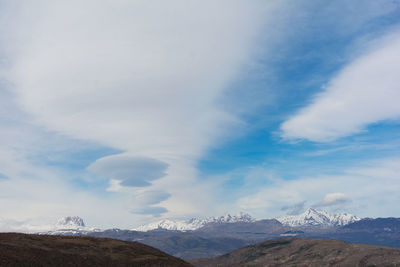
[133,212,255,232]
[40,216,100,235]
[276,208,360,227]
[56,216,86,229]
[31,209,360,235]
[134,209,361,231]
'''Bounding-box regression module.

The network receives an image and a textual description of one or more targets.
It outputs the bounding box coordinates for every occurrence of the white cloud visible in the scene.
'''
[313,192,350,208]
[1,0,268,157]
[281,201,306,215]
[0,0,278,218]
[0,0,398,227]
[237,158,400,219]
[87,154,168,187]
[0,168,148,230]
[281,28,400,142]
[130,190,171,217]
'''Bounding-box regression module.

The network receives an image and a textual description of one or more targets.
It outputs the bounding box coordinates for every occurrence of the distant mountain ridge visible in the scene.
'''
[35,212,400,259]
[134,208,359,231]
[133,212,255,231]
[42,209,360,235]
[343,217,400,231]
[276,208,360,227]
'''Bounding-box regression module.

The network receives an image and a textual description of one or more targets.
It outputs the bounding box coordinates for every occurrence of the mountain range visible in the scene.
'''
[276,208,361,227]
[36,209,400,259]
[133,208,360,231]
[133,212,255,231]
[40,209,361,234]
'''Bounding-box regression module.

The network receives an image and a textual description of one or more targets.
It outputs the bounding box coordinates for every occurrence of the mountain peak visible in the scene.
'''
[305,208,318,213]
[277,209,360,227]
[134,209,360,232]
[56,216,85,228]
[37,216,100,235]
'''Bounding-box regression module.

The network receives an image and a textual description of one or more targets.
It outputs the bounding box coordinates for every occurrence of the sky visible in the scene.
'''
[0,0,400,230]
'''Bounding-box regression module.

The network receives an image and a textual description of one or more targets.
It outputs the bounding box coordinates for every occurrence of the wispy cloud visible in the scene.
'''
[237,157,400,218]
[130,190,171,217]
[312,193,351,208]
[281,201,306,215]
[0,0,399,228]
[0,0,277,218]
[281,28,400,142]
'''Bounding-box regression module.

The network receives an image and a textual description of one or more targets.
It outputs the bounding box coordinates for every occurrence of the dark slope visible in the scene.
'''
[0,233,192,267]
[90,229,249,259]
[194,219,285,239]
[344,217,400,231]
[190,238,400,267]
[310,218,400,248]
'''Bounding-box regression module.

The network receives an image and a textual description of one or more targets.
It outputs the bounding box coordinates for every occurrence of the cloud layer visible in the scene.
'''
[1,0,267,157]
[0,0,273,217]
[237,158,400,218]
[0,1,399,228]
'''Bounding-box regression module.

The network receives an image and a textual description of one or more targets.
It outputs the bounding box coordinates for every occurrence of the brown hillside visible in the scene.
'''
[190,238,400,267]
[0,233,192,267]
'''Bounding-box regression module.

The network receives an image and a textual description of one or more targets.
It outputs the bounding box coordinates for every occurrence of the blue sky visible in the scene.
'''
[0,0,400,230]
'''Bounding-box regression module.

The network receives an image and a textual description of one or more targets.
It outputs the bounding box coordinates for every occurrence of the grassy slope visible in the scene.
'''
[0,233,192,267]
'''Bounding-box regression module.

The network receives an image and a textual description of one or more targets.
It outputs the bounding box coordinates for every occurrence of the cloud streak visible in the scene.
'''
[281,201,307,215]
[281,28,400,142]
[312,193,351,208]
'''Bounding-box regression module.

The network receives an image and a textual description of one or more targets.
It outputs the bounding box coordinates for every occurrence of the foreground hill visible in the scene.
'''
[190,238,400,267]
[0,233,191,267]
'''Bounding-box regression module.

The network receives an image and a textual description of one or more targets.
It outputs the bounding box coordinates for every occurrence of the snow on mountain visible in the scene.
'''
[56,216,86,229]
[276,208,360,227]
[133,212,255,232]
[39,216,100,235]
[134,209,361,232]
[24,209,360,234]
